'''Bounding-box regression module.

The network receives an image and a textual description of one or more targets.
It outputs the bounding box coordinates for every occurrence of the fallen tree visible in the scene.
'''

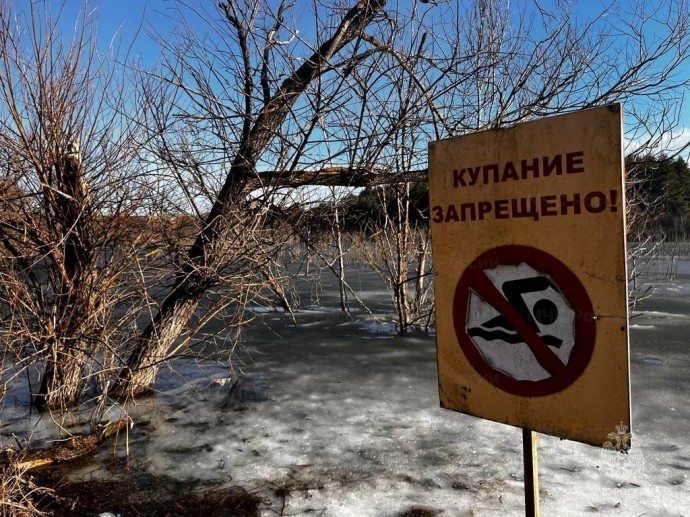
[1,419,130,471]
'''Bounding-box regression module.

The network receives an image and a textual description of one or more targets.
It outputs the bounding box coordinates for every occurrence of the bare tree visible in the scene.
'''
[0,1,158,411]
[356,184,434,334]
[113,0,388,397]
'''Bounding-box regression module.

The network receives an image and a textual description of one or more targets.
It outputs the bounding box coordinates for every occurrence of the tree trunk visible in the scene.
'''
[35,340,86,411]
[35,143,93,411]
[415,239,427,308]
[332,204,349,313]
[395,276,410,335]
[394,186,411,335]
[113,278,207,398]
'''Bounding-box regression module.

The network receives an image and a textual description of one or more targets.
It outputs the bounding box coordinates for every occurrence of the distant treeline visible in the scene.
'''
[299,153,690,238]
[302,183,430,233]
[627,153,690,239]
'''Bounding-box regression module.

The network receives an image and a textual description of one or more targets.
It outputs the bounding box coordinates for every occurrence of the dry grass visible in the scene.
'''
[38,472,260,517]
[0,457,261,517]
[0,458,53,517]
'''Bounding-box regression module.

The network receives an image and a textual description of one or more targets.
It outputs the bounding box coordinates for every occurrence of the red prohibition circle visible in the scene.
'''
[453,245,596,397]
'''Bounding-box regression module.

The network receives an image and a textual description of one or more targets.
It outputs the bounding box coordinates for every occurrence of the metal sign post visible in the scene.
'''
[522,428,539,517]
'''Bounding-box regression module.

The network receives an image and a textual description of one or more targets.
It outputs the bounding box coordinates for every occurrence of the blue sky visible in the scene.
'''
[14,0,690,155]
[51,0,179,64]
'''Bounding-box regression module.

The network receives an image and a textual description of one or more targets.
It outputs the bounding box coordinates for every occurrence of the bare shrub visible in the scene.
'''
[0,1,159,412]
[0,459,53,516]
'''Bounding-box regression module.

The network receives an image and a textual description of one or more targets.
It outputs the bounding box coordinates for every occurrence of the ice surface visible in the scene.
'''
[1,264,689,516]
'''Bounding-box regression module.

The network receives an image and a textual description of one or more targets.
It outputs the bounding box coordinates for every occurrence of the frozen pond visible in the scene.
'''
[3,265,690,515]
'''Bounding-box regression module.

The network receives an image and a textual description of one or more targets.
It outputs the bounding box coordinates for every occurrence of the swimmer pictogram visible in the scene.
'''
[453,245,596,397]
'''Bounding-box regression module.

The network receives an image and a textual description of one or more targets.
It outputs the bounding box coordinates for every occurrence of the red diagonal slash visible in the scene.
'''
[468,270,568,378]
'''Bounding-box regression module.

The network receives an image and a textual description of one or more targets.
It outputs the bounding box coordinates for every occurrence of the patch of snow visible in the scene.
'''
[632,310,688,319]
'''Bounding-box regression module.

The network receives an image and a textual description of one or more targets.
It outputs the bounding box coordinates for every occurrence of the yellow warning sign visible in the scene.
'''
[429,105,630,447]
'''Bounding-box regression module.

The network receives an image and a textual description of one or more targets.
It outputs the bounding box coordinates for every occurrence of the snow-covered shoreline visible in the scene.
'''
[2,271,689,516]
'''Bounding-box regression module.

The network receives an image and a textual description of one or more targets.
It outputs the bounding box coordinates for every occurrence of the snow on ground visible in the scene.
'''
[2,267,690,516]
